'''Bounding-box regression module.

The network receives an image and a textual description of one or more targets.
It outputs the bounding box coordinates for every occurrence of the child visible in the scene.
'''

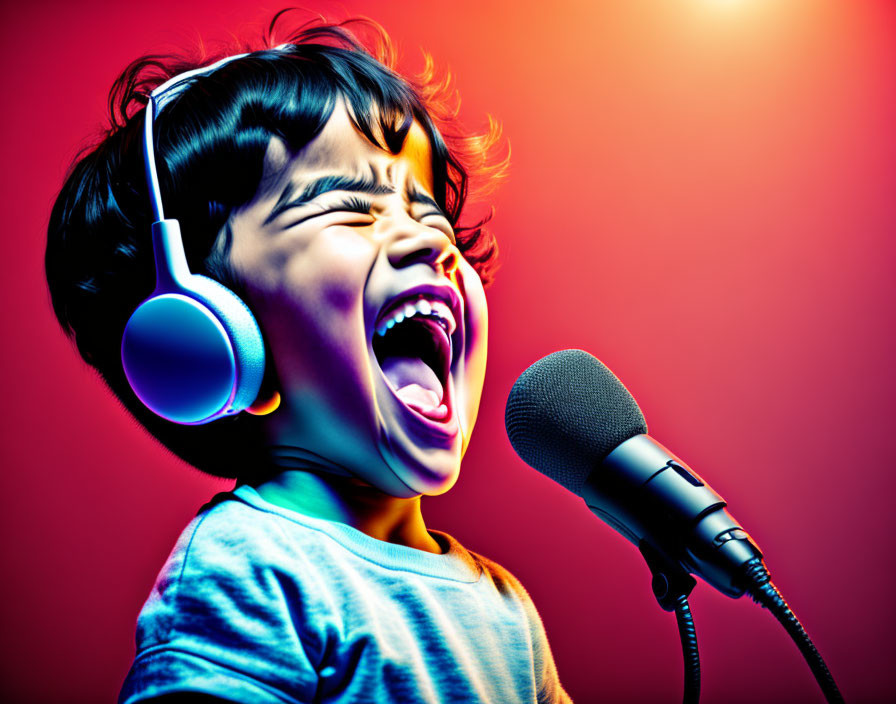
[46,15,570,704]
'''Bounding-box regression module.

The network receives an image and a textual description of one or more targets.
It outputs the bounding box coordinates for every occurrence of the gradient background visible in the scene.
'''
[1,0,893,702]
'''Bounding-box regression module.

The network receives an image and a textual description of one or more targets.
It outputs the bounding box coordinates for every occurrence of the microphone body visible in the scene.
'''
[584,433,760,597]
[505,349,762,599]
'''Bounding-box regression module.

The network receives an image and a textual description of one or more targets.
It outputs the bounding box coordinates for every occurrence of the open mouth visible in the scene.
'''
[372,291,457,424]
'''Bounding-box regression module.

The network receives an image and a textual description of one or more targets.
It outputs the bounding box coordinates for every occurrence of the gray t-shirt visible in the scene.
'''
[119,485,569,703]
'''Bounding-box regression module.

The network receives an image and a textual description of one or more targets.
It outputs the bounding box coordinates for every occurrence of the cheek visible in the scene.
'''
[238,229,376,311]
[273,236,376,344]
[229,225,378,368]
[456,259,488,436]
[459,259,488,352]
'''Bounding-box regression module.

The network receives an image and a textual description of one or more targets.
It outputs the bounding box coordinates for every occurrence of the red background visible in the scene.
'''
[2,1,894,702]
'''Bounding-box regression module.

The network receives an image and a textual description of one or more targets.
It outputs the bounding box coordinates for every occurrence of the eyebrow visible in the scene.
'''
[406,183,443,214]
[264,171,446,226]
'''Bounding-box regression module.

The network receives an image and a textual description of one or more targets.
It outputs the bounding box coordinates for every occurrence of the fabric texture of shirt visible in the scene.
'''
[119,485,570,704]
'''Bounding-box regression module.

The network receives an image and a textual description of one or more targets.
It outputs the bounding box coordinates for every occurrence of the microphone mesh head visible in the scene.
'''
[505,349,647,496]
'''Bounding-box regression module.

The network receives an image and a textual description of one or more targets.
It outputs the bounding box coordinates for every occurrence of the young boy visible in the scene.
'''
[46,16,569,704]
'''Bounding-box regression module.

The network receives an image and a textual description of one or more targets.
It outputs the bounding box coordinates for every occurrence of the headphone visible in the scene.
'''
[121,54,266,425]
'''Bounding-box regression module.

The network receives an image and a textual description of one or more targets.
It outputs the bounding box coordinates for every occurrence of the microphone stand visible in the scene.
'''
[639,541,700,704]
[636,542,845,704]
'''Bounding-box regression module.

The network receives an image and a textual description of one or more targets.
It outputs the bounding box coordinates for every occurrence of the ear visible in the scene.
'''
[247,390,281,416]
[246,361,282,416]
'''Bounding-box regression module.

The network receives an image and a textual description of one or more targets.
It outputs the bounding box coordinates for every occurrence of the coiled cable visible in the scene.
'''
[742,558,844,704]
[673,593,700,704]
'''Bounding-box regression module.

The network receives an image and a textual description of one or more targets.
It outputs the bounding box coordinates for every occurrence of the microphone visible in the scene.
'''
[504,349,762,598]
[505,350,845,704]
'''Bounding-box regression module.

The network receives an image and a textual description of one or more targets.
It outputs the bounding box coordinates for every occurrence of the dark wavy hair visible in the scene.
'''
[45,14,507,478]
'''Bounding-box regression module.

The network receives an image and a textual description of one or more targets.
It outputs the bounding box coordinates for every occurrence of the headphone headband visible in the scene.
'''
[124,47,280,424]
[144,46,289,221]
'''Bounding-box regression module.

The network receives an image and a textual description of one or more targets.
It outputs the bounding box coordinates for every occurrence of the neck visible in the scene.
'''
[248,469,442,554]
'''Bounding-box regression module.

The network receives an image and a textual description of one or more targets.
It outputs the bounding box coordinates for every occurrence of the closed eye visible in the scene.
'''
[336,196,374,214]
[282,195,454,242]
[418,211,456,244]
[284,195,374,229]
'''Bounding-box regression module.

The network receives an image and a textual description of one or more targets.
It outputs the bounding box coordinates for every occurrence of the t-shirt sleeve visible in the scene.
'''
[119,508,322,704]
[473,552,573,704]
[521,591,573,704]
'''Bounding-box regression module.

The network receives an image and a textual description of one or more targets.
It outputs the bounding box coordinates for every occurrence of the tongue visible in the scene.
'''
[380,356,444,409]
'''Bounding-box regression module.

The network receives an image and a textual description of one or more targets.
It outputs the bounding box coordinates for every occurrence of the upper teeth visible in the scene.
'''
[376,296,457,337]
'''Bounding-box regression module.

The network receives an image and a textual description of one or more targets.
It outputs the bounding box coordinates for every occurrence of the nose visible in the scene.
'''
[385,219,459,275]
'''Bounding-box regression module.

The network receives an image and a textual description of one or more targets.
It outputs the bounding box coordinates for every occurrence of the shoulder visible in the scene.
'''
[141,493,290,611]
[136,491,334,655]
[175,492,288,571]
[457,543,573,703]
[467,547,532,600]
[450,539,544,626]
[165,489,336,584]
[121,493,325,703]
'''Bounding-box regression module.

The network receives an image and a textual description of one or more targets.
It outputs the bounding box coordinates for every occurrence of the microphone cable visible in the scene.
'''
[673,593,700,704]
[742,558,844,704]
[639,541,701,704]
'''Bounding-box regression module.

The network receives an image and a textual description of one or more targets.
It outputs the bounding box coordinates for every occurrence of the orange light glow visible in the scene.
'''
[246,391,281,416]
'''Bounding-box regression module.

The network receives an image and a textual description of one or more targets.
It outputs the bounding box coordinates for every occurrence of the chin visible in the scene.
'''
[374,410,464,497]
[394,448,462,497]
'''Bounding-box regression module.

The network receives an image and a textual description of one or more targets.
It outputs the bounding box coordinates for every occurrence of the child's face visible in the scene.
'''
[225,101,488,498]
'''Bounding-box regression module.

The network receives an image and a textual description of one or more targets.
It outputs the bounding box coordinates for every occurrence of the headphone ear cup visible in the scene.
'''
[186,274,265,410]
[122,275,265,424]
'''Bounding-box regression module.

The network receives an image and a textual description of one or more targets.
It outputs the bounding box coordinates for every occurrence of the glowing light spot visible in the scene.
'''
[246,391,281,416]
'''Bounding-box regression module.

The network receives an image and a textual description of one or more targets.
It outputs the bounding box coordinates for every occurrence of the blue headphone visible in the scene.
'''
[121,55,266,425]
